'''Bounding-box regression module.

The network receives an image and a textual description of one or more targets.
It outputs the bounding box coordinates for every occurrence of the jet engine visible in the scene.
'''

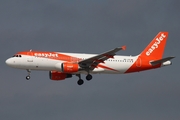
[55,62,81,73]
[61,63,79,73]
[49,71,72,81]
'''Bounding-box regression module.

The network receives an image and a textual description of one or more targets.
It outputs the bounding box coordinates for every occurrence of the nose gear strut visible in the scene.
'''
[26,69,31,80]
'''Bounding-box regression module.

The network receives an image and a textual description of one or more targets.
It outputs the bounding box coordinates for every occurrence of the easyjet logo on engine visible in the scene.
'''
[34,53,58,58]
[146,33,166,56]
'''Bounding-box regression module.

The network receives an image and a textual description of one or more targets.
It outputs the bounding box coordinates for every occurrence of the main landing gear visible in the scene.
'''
[26,69,31,80]
[86,74,92,81]
[76,74,93,85]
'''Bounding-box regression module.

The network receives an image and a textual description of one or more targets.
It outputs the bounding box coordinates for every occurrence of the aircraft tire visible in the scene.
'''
[86,74,92,81]
[77,79,84,85]
[26,76,30,80]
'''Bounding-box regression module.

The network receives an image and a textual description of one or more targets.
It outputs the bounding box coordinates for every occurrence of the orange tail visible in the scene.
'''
[140,31,168,60]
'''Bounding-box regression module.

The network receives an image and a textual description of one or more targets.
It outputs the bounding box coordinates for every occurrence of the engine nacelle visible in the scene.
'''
[61,63,79,73]
[49,71,72,81]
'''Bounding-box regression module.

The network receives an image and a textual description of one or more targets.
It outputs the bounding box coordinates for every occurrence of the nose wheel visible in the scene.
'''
[26,76,30,80]
[26,69,31,80]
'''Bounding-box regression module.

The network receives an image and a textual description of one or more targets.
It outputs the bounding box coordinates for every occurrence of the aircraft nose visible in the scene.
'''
[5,58,13,66]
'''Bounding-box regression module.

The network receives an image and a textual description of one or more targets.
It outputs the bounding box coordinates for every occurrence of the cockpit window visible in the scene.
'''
[12,55,22,57]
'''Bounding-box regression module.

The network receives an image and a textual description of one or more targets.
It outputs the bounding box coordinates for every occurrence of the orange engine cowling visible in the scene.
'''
[61,63,79,73]
[49,71,72,81]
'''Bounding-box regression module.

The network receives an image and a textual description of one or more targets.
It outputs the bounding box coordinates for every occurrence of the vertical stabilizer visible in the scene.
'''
[140,32,168,60]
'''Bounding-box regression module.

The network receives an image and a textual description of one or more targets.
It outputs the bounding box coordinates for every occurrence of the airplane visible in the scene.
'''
[5,31,175,85]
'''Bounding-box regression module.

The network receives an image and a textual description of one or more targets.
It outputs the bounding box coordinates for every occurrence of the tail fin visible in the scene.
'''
[140,32,168,60]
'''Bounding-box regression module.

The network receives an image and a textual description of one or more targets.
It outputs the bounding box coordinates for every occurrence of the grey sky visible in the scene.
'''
[0,0,180,120]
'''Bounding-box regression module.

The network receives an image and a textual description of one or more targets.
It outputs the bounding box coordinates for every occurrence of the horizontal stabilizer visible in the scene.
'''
[150,56,175,66]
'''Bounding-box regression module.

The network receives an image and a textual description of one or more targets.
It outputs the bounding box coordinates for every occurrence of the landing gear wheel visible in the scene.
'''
[26,76,30,80]
[77,79,84,85]
[86,74,92,81]
[26,69,31,80]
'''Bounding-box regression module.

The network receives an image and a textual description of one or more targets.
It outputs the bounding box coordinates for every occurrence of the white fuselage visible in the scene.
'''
[6,52,138,74]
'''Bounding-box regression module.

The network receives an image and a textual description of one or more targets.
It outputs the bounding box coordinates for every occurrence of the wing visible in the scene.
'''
[78,46,126,70]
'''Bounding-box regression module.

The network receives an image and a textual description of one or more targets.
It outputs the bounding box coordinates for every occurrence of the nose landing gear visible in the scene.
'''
[26,76,30,80]
[26,69,31,80]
